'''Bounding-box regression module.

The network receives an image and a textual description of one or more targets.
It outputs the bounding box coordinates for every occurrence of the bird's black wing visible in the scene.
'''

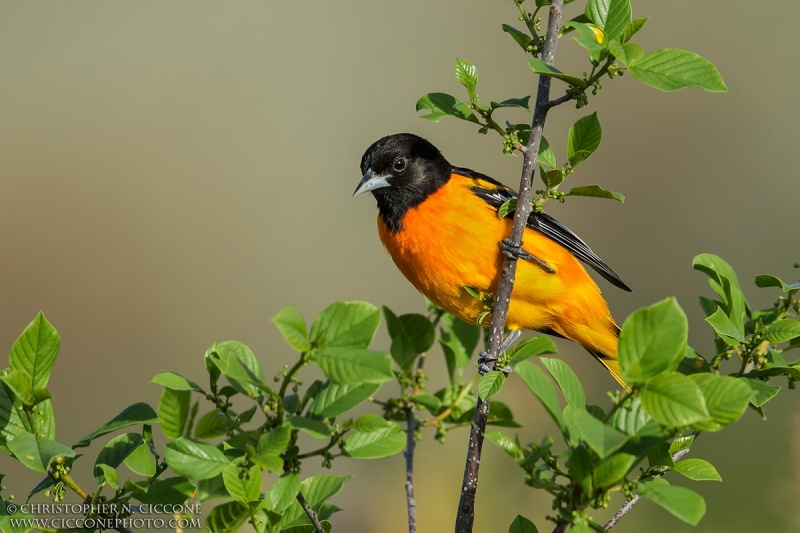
[454,166,632,292]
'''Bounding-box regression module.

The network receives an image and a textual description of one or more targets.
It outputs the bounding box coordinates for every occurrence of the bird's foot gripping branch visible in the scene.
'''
[0,256,798,533]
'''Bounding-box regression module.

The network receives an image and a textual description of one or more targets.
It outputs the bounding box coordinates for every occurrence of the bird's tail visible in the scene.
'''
[555,316,629,390]
[586,321,629,390]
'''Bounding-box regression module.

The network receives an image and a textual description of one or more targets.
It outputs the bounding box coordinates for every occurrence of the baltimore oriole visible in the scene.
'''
[354,133,631,386]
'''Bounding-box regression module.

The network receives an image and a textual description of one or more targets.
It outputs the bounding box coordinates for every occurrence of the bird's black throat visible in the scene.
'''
[360,133,452,232]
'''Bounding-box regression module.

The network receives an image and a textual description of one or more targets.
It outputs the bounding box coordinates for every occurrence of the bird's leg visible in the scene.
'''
[500,238,555,274]
[478,330,522,376]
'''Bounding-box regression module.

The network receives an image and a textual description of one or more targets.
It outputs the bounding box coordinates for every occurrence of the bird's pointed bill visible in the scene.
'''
[353,168,391,196]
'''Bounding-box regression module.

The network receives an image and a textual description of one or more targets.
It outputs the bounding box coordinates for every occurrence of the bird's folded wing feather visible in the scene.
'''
[454,167,631,292]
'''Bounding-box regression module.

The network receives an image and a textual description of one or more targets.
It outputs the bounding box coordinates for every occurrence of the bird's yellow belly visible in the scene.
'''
[376,180,586,332]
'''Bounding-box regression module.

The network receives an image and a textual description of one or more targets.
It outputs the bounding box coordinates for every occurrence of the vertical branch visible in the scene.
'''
[405,407,418,533]
[297,492,325,533]
[453,1,566,532]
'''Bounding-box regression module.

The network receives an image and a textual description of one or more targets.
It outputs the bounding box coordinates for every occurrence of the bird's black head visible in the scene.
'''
[354,133,451,232]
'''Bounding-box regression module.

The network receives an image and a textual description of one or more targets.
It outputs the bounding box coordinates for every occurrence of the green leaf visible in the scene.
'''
[344,415,406,459]
[638,478,706,525]
[764,319,800,343]
[311,301,381,349]
[745,379,781,407]
[486,431,524,461]
[620,17,647,44]
[528,58,586,88]
[150,371,204,392]
[273,306,311,352]
[132,476,196,505]
[439,314,481,382]
[693,253,746,299]
[478,372,506,401]
[123,443,157,477]
[705,307,744,345]
[313,347,394,385]
[610,397,656,436]
[689,374,752,431]
[567,112,602,162]
[308,381,380,418]
[195,475,229,502]
[540,358,586,409]
[280,475,352,528]
[648,441,675,469]
[593,452,635,488]
[539,137,557,168]
[755,274,800,292]
[257,424,292,458]
[497,199,518,219]
[97,464,119,489]
[502,24,532,51]
[0,380,30,449]
[570,408,628,458]
[0,371,32,404]
[208,341,269,402]
[288,416,331,440]
[563,21,608,63]
[618,298,688,382]
[73,402,159,448]
[164,437,230,480]
[207,501,248,533]
[541,167,564,189]
[454,58,478,100]
[494,97,531,111]
[515,362,565,431]
[608,40,643,66]
[586,0,631,40]
[411,393,442,413]
[671,458,721,481]
[640,374,710,427]
[669,434,695,454]
[416,92,481,123]
[223,462,262,504]
[194,410,232,439]
[158,388,190,439]
[271,472,301,513]
[94,432,143,483]
[566,185,624,202]
[8,433,75,473]
[383,308,434,370]
[509,336,558,365]
[628,48,727,92]
[509,515,539,533]
[10,312,60,391]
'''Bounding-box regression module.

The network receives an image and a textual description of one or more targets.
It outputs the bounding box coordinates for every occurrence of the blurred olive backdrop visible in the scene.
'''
[1,1,799,532]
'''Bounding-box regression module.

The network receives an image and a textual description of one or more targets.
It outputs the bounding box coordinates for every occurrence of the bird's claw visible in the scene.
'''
[477,350,513,376]
[499,238,555,274]
[500,238,532,261]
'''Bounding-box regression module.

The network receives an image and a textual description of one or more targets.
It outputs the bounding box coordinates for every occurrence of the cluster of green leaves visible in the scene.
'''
[416,0,726,217]
[478,255,800,532]
[2,256,797,532]
[1,303,407,533]
[0,300,539,532]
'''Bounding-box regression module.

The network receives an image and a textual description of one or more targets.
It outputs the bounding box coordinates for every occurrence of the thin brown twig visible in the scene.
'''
[604,434,699,531]
[454,2,566,532]
[404,407,418,533]
[297,492,325,533]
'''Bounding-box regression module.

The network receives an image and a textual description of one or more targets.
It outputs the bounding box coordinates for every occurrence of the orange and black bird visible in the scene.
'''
[354,133,631,386]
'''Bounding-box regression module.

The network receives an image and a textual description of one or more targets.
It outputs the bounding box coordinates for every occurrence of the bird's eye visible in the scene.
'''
[393,158,407,172]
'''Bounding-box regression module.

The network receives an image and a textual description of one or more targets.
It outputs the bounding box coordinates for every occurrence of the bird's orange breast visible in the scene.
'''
[377,173,617,359]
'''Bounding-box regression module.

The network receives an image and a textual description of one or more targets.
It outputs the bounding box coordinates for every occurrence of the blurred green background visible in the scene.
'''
[1,1,799,532]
